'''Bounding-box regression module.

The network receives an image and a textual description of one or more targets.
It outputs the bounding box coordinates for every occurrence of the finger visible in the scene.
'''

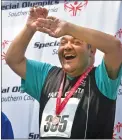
[37,18,54,23]
[30,7,34,12]
[33,5,38,8]
[42,8,49,18]
[36,22,44,28]
[41,28,56,38]
[36,7,44,18]
[36,26,56,38]
[29,7,35,16]
[36,18,54,28]
[34,6,40,18]
[49,32,56,37]
[29,6,39,17]
[36,21,50,29]
[36,27,51,34]
[47,16,56,21]
[29,8,34,14]
[37,18,54,24]
[35,19,47,28]
[35,6,41,13]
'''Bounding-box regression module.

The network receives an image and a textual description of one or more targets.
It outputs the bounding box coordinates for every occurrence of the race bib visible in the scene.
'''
[40,98,80,138]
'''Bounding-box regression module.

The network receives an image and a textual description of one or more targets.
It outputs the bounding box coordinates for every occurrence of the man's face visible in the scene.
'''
[58,35,91,77]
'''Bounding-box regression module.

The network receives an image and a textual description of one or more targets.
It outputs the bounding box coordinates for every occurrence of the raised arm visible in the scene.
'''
[5,7,48,79]
[66,23,122,79]
[36,17,122,79]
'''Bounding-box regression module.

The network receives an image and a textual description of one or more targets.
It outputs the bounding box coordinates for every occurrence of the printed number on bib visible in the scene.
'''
[40,98,80,138]
[44,115,69,132]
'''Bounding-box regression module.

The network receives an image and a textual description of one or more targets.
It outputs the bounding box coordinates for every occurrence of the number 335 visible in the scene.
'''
[44,115,69,132]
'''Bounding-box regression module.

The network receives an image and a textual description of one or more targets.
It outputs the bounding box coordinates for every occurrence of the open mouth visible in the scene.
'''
[64,54,76,60]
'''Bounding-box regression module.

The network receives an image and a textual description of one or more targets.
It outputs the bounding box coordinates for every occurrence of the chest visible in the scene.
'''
[39,75,100,138]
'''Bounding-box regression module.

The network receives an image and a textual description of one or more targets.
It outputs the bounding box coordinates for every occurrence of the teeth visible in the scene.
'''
[64,54,75,57]
[64,54,76,60]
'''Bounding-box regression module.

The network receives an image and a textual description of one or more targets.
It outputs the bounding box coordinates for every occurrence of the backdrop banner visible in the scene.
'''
[1,1,122,139]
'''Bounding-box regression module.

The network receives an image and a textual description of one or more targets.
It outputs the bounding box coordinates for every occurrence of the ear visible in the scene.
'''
[88,45,96,56]
[91,49,96,55]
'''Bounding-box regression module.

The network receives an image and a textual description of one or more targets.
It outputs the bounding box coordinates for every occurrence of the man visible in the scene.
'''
[5,6,122,139]
[1,112,14,139]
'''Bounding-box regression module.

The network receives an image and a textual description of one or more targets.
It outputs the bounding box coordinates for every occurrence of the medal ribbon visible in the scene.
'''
[56,66,93,115]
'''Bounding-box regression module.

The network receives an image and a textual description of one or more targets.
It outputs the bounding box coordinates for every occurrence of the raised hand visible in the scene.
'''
[26,6,48,32]
[36,16,68,38]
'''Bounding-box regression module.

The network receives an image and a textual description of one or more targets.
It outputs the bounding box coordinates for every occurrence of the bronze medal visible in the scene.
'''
[52,116,60,125]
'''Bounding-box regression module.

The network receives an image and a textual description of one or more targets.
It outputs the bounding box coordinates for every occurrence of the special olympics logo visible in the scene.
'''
[64,0,88,16]
[2,40,12,62]
[115,28,122,45]
[113,122,122,139]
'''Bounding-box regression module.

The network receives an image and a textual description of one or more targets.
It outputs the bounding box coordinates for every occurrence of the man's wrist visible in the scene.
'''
[65,22,76,36]
[65,22,71,35]
[25,24,36,34]
[65,22,85,40]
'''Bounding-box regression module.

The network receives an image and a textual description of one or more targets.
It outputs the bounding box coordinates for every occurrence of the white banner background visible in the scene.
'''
[1,1,122,139]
